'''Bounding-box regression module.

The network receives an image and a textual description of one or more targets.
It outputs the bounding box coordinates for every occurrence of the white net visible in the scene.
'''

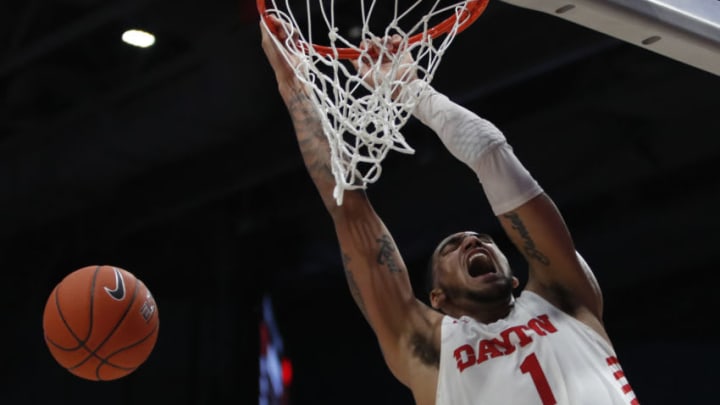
[262,0,483,205]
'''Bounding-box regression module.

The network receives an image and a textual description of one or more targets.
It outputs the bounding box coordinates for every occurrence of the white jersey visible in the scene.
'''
[436,291,639,405]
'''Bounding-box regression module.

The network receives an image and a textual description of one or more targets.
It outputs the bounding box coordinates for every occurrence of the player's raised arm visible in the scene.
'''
[260,18,443,389]
[410,81,604,329]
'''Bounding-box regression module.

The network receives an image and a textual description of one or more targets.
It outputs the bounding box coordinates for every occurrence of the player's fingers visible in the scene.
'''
[356,38,375,67]
[391,34,403,52]
[271,15,291,42]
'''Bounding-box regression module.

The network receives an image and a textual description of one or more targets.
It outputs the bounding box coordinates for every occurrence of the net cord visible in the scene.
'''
[262,1,473,204]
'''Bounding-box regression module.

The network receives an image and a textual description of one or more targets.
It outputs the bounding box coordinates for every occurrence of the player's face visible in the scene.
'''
[431,231,515,303]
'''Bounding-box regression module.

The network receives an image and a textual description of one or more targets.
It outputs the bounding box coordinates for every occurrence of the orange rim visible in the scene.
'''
[258,0,489,59]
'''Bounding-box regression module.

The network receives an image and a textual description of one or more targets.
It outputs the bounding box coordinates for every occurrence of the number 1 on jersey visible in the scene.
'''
[520,353,557,405]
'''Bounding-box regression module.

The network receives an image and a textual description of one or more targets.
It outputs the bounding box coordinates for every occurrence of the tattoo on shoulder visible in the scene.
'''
[376,234,402,273]
[502,212,550,265]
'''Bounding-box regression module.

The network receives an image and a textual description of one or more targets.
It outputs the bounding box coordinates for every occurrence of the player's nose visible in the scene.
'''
[460,233,483,250]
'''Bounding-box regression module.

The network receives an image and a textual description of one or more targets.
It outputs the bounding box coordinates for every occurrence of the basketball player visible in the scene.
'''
[260,17,639,405]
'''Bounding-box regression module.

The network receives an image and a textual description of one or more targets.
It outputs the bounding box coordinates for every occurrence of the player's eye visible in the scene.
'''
[439,236,463,255]
[439,243,455,255]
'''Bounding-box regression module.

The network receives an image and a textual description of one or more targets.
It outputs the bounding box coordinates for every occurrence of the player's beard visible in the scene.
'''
[453,273,515,304]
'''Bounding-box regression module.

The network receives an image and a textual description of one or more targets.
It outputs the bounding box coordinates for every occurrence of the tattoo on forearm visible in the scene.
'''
[376,234,402,273]
[503,212,550,265]
[287,93,334,183]
[342,252,368,319]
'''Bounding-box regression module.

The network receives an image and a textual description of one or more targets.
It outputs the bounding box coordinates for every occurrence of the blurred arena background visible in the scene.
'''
[2,0,719,404]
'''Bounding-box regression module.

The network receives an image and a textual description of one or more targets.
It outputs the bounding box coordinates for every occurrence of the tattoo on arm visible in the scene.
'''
[342,253,369,320]
[503,212,550,265]
[376,234,402,273]
[287,92,335,184]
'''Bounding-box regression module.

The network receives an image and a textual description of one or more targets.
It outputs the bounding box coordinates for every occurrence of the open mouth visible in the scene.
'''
[467,250,495,277]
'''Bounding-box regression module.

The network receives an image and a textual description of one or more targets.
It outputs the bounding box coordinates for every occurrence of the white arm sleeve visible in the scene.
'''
[408,81,544,215]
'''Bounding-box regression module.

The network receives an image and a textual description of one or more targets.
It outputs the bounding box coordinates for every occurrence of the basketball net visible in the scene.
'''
[259,0,488,205]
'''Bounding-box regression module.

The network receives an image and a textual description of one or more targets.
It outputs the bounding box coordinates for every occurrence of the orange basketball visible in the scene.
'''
[42,265,159,381]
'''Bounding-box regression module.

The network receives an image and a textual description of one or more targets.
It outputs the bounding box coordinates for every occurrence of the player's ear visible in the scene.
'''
[429,288,445,310]
[512,276,519,289]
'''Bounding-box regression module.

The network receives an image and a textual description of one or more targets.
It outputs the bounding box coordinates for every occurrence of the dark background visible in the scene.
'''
[3,0,719,404]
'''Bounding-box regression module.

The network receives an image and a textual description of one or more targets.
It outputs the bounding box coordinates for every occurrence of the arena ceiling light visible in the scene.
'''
[121,29,156,48]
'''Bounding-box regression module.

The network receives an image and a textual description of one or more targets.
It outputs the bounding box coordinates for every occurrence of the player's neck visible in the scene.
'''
[448,296,515,324]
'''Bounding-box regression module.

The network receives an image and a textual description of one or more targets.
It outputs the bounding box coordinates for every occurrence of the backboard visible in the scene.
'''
[501,0,720,76]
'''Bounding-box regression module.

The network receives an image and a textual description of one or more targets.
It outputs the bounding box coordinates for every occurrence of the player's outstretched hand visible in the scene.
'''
[260,15,302,88]
[351,34,418,99]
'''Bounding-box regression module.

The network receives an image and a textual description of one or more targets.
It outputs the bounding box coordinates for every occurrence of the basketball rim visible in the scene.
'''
[256,0,490,59]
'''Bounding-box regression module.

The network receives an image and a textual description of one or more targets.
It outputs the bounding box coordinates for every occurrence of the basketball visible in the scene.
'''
[42,265,159,381]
